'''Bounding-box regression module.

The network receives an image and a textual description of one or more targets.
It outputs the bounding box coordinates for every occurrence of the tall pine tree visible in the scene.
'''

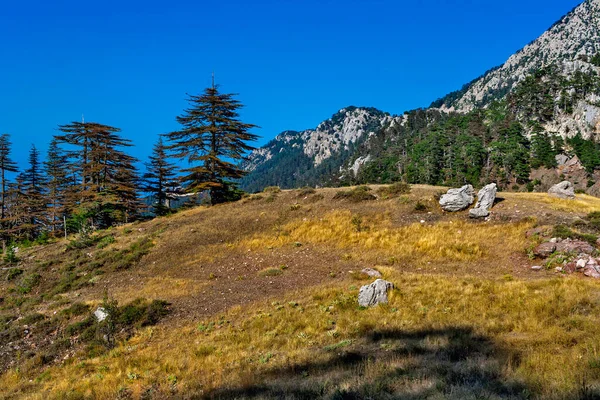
[166,83,258,204]
[0,134,18,222]
[44,139,70,234]
[142,136,179,216]
[21,145,48,238]
[55,122,140,228]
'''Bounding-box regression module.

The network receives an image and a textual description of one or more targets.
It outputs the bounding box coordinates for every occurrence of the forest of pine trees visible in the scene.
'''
[0,84,258,246]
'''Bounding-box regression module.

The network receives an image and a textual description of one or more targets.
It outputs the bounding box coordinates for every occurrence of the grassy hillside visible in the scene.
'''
[3,185,600,399]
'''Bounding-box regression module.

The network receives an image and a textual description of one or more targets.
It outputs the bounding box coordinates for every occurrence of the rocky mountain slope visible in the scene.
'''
[242,0,600,192]
[241,107,398,192]
[434,0,600,112]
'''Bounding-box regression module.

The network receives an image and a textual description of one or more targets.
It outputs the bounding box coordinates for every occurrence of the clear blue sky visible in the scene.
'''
[0,0,583,168]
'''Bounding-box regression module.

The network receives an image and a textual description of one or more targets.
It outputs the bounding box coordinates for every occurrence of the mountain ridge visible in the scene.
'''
[241,0,600,192]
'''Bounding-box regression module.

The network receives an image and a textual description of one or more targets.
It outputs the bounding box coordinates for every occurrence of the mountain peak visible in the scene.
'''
[434,0,600,112]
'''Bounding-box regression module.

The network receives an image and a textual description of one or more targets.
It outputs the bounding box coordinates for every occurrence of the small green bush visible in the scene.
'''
[333,186,376,202]
[377,182,411,198]
[96,235,116,249]
[6,268,24,281]
[263,186,281,194]
[296,187,316,197]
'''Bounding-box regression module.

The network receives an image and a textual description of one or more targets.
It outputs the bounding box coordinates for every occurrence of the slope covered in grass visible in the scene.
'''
[2,185,600,399]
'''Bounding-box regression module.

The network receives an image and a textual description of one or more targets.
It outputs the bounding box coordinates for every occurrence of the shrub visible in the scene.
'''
[263,186,281,194]
[414,201,429,212]
[4,247,19,264]
[60,302,91,318]
[96,235,116,249]
[552,225,597,245]
[296,187,316,197]
[377,182,411,198]
[6,268,24,281]
[18,273,41,294]
[333,186,376,202]
[258,268,283,277]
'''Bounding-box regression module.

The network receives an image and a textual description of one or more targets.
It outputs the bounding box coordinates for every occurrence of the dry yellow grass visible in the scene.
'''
[4,273,600,399]
[112,277,206,303]
[503,192,600,214]
[241,210,534,267]
[5,185,600,399]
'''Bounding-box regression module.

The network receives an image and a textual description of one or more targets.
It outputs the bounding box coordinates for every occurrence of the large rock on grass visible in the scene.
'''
[358,279,394,307]
[548,181,575,200]
[469,183,497,219]
[439,185,474,212]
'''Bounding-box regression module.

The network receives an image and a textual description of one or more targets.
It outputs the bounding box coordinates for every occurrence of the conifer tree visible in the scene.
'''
[55,122,140,228]
[142,136,179,216]
[21,145,48,238]
[166,83,258,204]
[0,134,18,221]
[44,139,70,234]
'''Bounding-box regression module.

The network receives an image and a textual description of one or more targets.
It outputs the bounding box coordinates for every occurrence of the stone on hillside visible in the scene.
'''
[469,208,490,219]
[555,154,569,166]
[533,242,557,258]
[439,185,474,212]
[361,268,382,278]
[469,183,497,218]
[475,183,497,210]
[94,307,109,322]
[555,239,595,255]
[584,264,600,279]
[358,279,394,307]
[548,181,575,199]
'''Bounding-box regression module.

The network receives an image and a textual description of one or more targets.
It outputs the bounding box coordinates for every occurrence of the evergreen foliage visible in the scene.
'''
[142,137,179,216]
[166,85,258,204]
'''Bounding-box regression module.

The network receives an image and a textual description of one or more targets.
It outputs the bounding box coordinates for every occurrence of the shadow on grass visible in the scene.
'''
[202,326,600,400]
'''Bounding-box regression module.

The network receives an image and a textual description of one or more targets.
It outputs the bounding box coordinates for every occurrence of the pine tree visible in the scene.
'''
[44,139,70,234]
[21,145,48,238]
[142,137,179,216]
[55,122,140,228]
[166,84,259,204]
[0,134,18,221]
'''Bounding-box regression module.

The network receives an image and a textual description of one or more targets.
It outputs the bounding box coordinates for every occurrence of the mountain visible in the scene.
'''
[242,0,600,192]
[432,0,600,112]
[240,107,396,192]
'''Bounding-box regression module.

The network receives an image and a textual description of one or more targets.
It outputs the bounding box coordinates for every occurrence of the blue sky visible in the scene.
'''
[0,0,583,168]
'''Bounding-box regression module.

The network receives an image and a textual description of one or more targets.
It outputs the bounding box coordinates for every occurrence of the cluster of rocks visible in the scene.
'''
[532,237,600,279]
[439,183,497,218]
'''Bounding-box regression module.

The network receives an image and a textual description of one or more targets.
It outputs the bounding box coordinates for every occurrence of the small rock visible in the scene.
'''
[577,259,587,269]
[548,181,575,200]
[549,238,558,243]
[584,264,600,279]
[534,242,557,257]
[358,279,394,307]
[361,268,382,278]
[94,307,109,322]
[469,208,490,219]
[555,267,564,272]
[531,266,543,271]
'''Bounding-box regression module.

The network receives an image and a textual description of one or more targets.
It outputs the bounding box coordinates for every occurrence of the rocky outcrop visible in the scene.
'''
[358,279,394,307]
[469,183,497,218]
[439,185,475,212]
[548,181,575,199]
[534,238,595,258]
